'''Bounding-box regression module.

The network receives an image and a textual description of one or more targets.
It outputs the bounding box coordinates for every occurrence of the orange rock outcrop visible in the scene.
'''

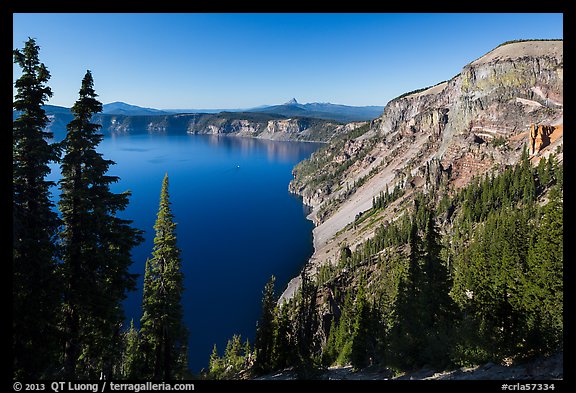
[529,124,556,155]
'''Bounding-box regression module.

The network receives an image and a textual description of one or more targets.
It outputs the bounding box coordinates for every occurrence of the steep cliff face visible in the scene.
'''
[190,116,364,142]
[528,124,561,155]
[95,112,346,142]
[284,40,563,300]
[40,111,350,143]
[379,41,563,153]
[99,113,354,141]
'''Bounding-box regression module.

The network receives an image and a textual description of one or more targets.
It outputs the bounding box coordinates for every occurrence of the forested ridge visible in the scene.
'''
[209,146,563,379]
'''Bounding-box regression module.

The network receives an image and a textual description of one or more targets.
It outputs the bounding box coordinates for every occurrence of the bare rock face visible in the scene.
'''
[379,41,563,158]
[422,158,450,191]
[529,123,557,155]
[94,112,349,142]
[334,140,365,163]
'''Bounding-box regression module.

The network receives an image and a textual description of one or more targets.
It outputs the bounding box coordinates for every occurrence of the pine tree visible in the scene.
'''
[223,335,245,375]
[207,344,224,379]
[253,275,277,374]
[294,269,319,372]
[331,291,354,366]
[272,301,294,370]
[350,285,371,370]
[121,320,144,379]
[338,244,352,268]
[419,210,457,368]
[140,174,188,380]
[322,317,339,366]
[59,70,143,379]
[13,37,61,379]
[388,215,424,370]
[524,186,563,352]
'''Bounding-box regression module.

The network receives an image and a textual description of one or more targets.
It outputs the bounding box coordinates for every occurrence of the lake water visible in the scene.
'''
[48,133,321,373]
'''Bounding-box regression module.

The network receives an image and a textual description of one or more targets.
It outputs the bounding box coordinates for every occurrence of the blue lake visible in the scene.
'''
[48,133,321,373]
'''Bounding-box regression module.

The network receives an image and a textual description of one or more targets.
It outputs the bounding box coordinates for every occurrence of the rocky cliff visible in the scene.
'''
[283,39,563,300]
[36,110,353,143]
[529,123,562,155]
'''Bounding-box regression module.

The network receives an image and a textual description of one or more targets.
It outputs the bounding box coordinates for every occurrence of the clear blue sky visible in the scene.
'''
[13,13,563,109]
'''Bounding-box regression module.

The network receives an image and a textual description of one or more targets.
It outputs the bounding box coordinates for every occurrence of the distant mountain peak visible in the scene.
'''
[102,101,169,116]
[285,98,299,105]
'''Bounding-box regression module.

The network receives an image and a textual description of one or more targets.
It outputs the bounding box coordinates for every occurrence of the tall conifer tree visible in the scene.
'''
[294,269,319,372]
[59,70,142,379]
[140,174,188,380]
[121,320,144,379]
[524,185,563,352]
[254,275,277,374]
[420,210,457,368]
[388,215,424,369]
[13,37,61,379]
[272,300,294,370]
[350,285,371,370]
